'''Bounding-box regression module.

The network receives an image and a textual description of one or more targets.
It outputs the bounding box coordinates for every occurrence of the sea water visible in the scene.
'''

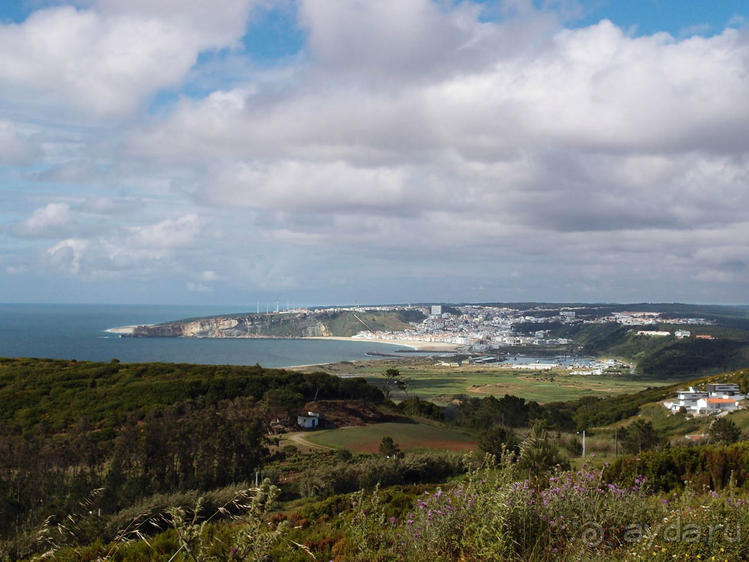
[0,303,410,368]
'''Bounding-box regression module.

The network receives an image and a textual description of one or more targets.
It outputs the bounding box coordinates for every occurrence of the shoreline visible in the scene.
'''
[103,327,459,353]
[304,336,458,352]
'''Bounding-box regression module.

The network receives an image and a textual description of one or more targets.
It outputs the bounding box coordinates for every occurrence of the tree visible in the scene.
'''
[620,420,666,454]
[708,417,741,444]
[378,436,403,458]
[384,368,401,381]
[478,426,518,457]
[514,421,569,478]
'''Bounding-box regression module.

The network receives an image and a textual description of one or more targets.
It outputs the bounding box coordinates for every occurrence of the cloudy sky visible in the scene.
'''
[1,0,749,306]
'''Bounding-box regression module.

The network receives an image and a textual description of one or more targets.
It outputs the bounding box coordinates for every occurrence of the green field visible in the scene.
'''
[314,359,667,405]
[302,422,477,453]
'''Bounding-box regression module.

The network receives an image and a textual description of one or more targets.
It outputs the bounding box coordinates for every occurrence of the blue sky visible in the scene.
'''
[572,0,747,36]
[1,1,749,305]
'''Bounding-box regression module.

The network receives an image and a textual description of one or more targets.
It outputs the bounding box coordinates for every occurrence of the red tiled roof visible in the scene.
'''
[707,398,736,404]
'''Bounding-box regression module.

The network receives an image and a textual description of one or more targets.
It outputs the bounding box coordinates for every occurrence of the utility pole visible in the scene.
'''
[578,429,586,458]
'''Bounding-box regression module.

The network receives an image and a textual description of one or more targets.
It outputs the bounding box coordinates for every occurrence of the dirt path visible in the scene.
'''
[284,431,336,450]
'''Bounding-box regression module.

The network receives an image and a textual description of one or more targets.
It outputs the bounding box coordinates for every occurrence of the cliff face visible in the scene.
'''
[130,309,424,338]
[132,313,330,338]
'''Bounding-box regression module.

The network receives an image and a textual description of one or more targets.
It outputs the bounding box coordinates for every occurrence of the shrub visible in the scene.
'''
[603,442,749,493]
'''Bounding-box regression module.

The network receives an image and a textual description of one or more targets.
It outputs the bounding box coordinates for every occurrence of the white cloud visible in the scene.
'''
[101,5,749,302]
[125,214,201,250]
[0,1,258,118]
[15,203,73,238]
[47,238,88,274]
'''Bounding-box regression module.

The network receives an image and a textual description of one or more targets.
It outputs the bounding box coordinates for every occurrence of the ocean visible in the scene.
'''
[0,303,410,368]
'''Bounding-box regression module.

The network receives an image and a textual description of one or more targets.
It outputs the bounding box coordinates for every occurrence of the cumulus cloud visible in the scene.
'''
[15,203,74,238]
[47,238,88,274]
[34,213,206,280]
[0,1,258,118]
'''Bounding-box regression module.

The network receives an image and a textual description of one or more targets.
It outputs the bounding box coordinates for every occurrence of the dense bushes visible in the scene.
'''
[396,397,444,421]
[292,453,466,499]
[603,442,749,493]
[455,394,544,428]
[336,463,749,561]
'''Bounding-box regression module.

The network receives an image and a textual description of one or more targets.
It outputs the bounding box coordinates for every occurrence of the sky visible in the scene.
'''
[1,0,749,306]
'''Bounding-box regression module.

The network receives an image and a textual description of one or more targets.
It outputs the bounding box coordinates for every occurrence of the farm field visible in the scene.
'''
[307,358,669,404]
[300,422,477,453]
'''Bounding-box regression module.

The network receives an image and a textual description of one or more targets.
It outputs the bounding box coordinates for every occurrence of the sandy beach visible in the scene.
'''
[304,336,459,352]
[101,328,458,352]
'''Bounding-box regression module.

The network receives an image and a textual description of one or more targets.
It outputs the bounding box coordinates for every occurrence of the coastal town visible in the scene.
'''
[349,303,714,350]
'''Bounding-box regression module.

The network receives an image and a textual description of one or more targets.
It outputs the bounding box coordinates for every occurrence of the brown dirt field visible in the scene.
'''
[352,439,476,454]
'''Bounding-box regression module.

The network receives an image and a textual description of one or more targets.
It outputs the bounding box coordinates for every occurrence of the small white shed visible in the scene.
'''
[297,411,320,429]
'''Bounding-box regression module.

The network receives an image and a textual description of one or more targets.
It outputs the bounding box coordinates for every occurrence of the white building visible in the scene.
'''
[663,387,707,413]
[512,363,557,371]
[663,383,745,415]
[674,330,691,338]
[297,411,320,429]
[695,397,740,413]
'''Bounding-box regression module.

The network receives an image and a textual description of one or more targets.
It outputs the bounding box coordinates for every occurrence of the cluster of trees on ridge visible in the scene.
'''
[0,358,382,548]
